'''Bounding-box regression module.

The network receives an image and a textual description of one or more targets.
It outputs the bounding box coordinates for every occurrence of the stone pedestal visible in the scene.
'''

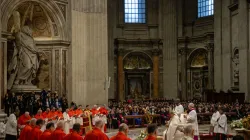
[10,85,41,93]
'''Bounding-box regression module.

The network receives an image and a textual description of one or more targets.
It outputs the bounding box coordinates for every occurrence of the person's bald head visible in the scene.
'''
[57,121,64,129]
[24,112,29,117]
[119,123,129,135]
[30,118,37,127]
[184,125,194,137]
[95,119,104,129]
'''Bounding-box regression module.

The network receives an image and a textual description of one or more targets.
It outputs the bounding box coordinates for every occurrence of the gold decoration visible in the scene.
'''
[124,56,150,69]
[191,53,207,67]
[242,115,250,130]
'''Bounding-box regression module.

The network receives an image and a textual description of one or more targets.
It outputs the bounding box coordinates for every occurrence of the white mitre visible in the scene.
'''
[174,105,184,115]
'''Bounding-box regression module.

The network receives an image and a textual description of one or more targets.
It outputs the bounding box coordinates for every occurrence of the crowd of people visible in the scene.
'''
[2,90,249,140]
[4,89,69,117]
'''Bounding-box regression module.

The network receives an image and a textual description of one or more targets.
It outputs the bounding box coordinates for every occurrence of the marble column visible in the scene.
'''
[0,6,7,140]
[206,43,214,89]
[162,0,178,99]
[117,49,124,101]
[179,45,188,101]
[153,50,159,98]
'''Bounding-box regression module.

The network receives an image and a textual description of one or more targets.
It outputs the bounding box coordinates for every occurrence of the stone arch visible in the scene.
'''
[1,0,66,40]
[188,48,208,68]
[123,51,153,70]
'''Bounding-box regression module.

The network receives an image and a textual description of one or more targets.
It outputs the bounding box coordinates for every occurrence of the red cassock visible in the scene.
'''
[99,107,108,115]
[68,109,76,117]
[50,128,66,140]
[35,114,45,120]
[144,135,157,140]
[63,131,84,140]
[48,111,57,120]
[17,114,31,126]
[30,126,43,140]
[75,109,83,117]
[56,111,64,119]
[91,108,99,116]
[110,132,131,140]
[40,130,52,140]
[19,125,32,140]
[43,112,50,119]
[83,128,109,140]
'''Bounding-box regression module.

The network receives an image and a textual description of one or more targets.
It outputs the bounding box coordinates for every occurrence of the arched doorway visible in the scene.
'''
[1,0,68,96]
[123,52,153,100]
[188,48,208,100]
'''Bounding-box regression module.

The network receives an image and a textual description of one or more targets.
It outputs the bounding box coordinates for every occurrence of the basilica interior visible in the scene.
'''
[0,0,249,107]
[2,0,250,139]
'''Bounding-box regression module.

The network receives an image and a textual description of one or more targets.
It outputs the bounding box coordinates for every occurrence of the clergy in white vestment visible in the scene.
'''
[185,103,199,140]
[181,125,194,140]
[63,109,72,134]
[210,107,220,135]
[165,105,185,140]
[214,108,227,140]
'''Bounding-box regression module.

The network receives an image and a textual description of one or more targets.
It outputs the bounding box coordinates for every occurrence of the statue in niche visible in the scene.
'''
[7,8,43,90]
[233,49,239,85]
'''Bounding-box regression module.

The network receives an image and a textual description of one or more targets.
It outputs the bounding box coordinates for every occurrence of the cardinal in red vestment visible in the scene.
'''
[110,123,131,140]
[99,106,108,132]
[40,122,55,140]
[144,124,158,140]
[63,123,84,140]
[17,112,31,128]
[19,118,36,140]
[84,119,109,140]
[35,109,44,120]
[56,108,64,120]
[30,119,44,140]
[48,107,58,121]
[43,108,51,119]
[50,121,66,140]
[91,105,99,126]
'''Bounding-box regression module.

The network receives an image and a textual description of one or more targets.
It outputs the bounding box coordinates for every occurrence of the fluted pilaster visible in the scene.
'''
[71,0,108,106]
[162,0,178,99]
[117,49,124,101]
[153,49,159,98]
[206,43,214,89]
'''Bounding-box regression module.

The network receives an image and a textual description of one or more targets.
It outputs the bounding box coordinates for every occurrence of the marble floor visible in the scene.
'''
[105,124,236,140]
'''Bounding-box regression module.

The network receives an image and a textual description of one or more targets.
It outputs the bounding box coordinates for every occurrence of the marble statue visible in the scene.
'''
[7,10,39,90]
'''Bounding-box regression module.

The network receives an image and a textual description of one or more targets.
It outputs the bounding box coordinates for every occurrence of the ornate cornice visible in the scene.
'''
[178,32,214,44]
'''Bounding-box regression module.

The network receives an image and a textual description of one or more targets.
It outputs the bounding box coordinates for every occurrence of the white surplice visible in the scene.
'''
[166,114,184,140]
[63,112,72,134]
[76,115,83,125]
[214,114,227,135]
[210,111,220,133]
[187,110,199,136]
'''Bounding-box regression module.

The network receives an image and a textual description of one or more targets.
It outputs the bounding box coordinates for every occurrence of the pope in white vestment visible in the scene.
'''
[186,103,199,140]
[63,109,72,134]
[164,105,185,140]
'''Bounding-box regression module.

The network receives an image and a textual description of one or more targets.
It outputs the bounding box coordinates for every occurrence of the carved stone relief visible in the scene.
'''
[232,48,239,88]
[7,2,52,38]
[36,51,51,89]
